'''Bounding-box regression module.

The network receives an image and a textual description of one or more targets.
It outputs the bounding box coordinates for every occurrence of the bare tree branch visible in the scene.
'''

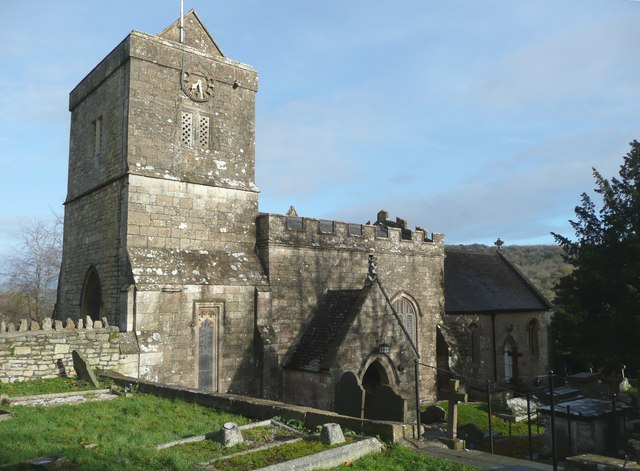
[0,215,62,322]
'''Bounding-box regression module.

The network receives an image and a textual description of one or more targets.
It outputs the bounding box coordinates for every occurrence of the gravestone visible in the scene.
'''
[421,405,446,424]
[320,423,345,445]
[71,350,101,388]
[506,396,540,422]
[439,379,467,450]
[335,372,364,418]
[364,384,407,422]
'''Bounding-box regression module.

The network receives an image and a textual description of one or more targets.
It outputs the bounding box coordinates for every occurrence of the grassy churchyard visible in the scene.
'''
[436,401,546,459]
[0,377,480,470]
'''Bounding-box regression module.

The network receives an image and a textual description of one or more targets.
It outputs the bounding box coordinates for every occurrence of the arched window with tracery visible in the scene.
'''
[528,318,540,357]
[394,296,417,344]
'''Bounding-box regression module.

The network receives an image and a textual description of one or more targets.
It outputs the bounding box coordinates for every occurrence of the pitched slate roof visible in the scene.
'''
[284,287,369,372]
[444,248,552,314]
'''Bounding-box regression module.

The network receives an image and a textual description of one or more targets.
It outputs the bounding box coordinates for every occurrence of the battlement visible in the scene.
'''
[256,212,444,254]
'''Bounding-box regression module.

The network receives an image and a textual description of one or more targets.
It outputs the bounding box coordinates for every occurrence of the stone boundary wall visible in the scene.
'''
[103,372,416,443]
[0,316,120,383]
[256,214,444,252]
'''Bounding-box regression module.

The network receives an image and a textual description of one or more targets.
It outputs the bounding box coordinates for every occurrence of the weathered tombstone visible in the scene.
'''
[320,423,346,445]
[7,323,16,333]
[19,319,28,332]
[42,318,52,330]
[364,384,407,422]
[335,372,364,418]
[0,321,5,333]
[71,350,101,388]
[506,397,539,422]
[421,405,446,424]
[439,379,468,450]
[215,422,243,447]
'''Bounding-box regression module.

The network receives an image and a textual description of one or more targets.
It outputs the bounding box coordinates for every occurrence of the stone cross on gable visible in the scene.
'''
[446,379,467,440]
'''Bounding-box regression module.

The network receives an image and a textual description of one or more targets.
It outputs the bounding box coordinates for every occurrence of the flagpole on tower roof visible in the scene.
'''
[179,0,185,44]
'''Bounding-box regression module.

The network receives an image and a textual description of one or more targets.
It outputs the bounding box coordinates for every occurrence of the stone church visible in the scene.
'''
[55,11,550,421]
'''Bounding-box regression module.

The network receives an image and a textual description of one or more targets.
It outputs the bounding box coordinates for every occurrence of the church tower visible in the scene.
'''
[57,11,267,391]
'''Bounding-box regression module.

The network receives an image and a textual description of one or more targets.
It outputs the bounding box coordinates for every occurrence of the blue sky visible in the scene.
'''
[1,0,639,262]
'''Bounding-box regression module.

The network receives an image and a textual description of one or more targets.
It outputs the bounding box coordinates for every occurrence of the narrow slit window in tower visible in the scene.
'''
[93,116,102,155]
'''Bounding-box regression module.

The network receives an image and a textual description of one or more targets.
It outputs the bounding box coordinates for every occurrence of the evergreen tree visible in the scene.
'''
[552,140,640,375]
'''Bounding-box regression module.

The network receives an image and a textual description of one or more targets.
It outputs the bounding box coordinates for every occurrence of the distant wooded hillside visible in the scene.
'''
[448,244,571,303]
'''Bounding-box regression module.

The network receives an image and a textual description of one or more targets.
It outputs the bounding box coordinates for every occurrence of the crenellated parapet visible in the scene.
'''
[256,211,444,255]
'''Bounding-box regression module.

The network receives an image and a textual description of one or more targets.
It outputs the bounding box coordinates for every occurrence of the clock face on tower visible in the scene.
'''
[181,67,215,102]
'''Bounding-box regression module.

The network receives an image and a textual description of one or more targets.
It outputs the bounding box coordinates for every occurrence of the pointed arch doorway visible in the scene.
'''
[362,360,389,393]
[81,267,102,321]
[334,358,407,422]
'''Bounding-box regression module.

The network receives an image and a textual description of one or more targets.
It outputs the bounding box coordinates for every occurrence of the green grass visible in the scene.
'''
[0,378,483,470]
[333,444,482,470]
[154,424,301,467]
[431,402,546,459]
[436,401,543,436]
[0,376,110,397]
[0,393,249,470]
[215,438,342,470]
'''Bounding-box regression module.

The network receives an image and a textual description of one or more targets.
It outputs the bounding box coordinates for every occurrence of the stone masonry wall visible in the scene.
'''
[126,31,258,192]
[445,310,551,384]
[57,181,128,327]
[126,284,259,395]
[256,213,445,402]
[126,176,260,254]
[0,317,120,383]
[57,33,130,327]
